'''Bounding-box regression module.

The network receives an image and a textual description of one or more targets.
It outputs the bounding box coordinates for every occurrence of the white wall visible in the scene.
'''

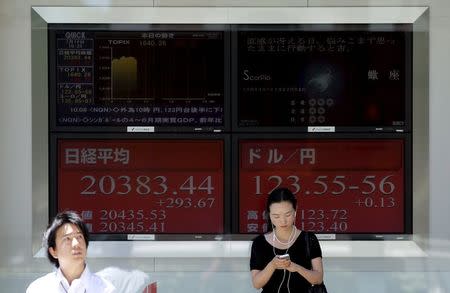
[2,0,450,292]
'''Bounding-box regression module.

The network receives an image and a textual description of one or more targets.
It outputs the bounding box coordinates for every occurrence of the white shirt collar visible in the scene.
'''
[56,264,90,292]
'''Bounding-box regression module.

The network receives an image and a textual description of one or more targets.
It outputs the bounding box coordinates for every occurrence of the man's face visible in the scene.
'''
[49,223,87,269]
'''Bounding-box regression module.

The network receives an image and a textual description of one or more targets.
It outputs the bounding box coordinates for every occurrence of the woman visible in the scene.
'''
[250,188,324,293]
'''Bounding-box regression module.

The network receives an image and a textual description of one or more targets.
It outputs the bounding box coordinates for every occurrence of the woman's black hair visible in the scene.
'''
[43,211,90,268]
[266,188,297,232]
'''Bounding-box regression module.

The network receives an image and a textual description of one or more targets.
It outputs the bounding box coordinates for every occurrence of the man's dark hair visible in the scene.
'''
[43,211,90,268]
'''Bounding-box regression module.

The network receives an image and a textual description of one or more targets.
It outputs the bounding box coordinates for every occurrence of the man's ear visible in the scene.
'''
[49,247,58,259]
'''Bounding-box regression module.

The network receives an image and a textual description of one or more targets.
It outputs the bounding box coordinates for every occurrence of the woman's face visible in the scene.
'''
[269,201,296,231]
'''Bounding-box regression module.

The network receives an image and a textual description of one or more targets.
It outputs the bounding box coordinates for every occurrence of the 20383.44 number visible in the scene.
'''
[80,175,214,196]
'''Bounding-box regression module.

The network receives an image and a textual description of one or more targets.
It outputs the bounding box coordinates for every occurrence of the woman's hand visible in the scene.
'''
[285,261,300,273]
[271,255,291,270]
[285,257,324,285]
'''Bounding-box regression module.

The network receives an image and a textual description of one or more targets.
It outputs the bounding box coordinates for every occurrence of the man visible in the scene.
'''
[26,211,116,293]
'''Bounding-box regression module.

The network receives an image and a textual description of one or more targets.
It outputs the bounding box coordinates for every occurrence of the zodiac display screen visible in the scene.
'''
[234,24,412,132]
[48,24,229,132]
[50,134,228,239]
[236,134,411,236]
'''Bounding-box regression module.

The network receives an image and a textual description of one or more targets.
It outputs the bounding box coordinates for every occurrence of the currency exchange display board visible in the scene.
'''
[48,24,413,239]
[238,136,411,234]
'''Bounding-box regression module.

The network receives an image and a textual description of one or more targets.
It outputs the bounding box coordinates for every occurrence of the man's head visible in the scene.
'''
[43,211,90,268]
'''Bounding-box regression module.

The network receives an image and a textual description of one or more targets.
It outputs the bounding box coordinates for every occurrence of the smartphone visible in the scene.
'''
[277,253,290,260]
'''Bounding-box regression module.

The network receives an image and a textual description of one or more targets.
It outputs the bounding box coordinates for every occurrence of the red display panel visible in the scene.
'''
[57,139,224,234]
[239,139,405,234]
